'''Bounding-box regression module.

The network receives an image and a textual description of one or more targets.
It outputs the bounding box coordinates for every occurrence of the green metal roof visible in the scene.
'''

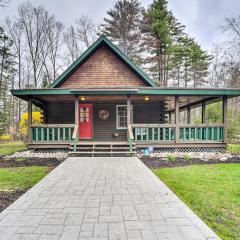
[49,35,157,88]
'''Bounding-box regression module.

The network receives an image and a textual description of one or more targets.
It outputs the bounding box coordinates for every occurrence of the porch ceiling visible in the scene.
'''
[18,94,221,112]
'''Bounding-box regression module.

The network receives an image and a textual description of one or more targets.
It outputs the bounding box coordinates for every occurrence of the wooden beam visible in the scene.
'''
[202,102,206,124]
[74,95,79,127]
[28,97,32,143]
[223,96,227,143]
[169,112,172,123]
[187,107,191,124]
[175,96,179,143]
[127,95,131,125]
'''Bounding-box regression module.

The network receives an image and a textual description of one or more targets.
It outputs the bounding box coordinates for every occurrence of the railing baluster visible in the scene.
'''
[57,128,60,141]
[36,128,39,142]
[211,127,214,140]
[217,127,220,141]
[151,128,155,141]
[146,128,149,141]
[199,128,202,140]
[168,128,171,140]
[68,128,71,141]
[140,128,143,141]
[52,128,55,141]
[188,128,191,140]
[194,128,197,140]
[134,128,137,141]
[183,128,186,141]
[158,128,160,141]
[63,128,66,142]
[47,128,49,142]
[41,128,44,141]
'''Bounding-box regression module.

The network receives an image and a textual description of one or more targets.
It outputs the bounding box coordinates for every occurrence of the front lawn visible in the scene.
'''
[154,164,240,240]
[0,166,48,190]
[0,141,27,156]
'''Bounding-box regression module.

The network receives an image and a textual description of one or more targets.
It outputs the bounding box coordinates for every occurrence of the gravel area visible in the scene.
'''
[5,150,68,160]
[140,152,240,169]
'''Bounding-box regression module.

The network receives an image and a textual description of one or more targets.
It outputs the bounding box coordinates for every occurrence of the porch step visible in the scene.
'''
[69,146,136,150]
[69,141,135,156]
[68,151,134,157]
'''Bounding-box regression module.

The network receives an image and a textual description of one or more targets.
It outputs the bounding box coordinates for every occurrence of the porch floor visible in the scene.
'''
[0,157,220,240]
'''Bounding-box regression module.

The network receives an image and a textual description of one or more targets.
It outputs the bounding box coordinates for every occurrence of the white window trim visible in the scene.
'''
[116,105,133,130]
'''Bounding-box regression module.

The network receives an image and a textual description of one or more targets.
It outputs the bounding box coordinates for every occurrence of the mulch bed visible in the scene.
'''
[0,157,63,168]
[140,156,240,169]
[0,189,26,212]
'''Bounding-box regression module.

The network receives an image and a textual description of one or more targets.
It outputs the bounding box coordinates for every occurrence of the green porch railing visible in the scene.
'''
[131,124,224,143]
[179,125,224,142]
[131,124,176,142]
[31,124,75,143]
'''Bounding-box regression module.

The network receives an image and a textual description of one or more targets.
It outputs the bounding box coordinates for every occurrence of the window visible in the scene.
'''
[116,105,133,129]
[80,107,89,123]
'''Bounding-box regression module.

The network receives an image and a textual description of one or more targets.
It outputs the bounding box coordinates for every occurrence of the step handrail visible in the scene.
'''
[127,124,134,154]
[72,124,79,152]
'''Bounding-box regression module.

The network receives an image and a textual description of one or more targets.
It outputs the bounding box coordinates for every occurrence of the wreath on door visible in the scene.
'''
[99,110,109,120]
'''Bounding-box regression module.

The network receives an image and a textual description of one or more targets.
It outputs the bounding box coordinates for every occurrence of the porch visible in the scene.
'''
[17,88,232,154]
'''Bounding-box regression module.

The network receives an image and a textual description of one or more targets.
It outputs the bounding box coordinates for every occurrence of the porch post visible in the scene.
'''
[169,112,172,124]
[175,96,179,143]
[28,97,32,143]
[202,102,206,124]
[223,96,227,143]
[75,95,79,127]
[127,95,131,125]
[187,107,191,124]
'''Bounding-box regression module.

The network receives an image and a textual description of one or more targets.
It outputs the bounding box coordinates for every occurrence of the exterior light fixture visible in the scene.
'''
[80,96,86,101]
[144,96,150,101]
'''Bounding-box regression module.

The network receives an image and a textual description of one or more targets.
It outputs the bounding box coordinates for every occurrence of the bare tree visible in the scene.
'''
[18,2,52,87]
[5,18,24,128]
[46,20,64,81]
[63,25,82,65]
[75,15,97,48]
[63,15,97,66]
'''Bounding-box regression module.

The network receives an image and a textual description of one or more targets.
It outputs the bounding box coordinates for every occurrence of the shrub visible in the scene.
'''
[0,134,13,141]
[183,153,191,161]
[227,144,240,155]
[19,112,42,138]
[166,154,177,161]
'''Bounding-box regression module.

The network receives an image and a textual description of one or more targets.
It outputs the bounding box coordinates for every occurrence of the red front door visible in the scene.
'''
[79,104,93,139]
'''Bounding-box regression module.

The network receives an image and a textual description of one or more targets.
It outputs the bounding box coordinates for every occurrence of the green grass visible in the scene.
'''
[227,144,240,155]
[0,167,49,191]
[154,164,240,240]
[0,141,27,155]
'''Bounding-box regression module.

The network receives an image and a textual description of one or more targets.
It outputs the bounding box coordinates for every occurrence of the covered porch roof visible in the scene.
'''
[11,87,240,112]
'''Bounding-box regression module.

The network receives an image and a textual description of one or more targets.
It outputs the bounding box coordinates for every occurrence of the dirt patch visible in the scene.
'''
[0,157,63,168]
[140,156,240,169]
[0,189,26,212]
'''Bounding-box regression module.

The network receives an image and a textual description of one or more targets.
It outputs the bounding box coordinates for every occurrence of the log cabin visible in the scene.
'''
[11,35,240,155]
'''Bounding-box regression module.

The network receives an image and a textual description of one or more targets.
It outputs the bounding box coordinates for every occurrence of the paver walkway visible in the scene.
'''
[0,157,221,240]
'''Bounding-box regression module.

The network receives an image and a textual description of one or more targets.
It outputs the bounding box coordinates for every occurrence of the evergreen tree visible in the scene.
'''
[101,0,143,65]
[141,0,185,85]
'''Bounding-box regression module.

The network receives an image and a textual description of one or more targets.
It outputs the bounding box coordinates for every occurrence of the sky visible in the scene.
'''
[0,0,239,51]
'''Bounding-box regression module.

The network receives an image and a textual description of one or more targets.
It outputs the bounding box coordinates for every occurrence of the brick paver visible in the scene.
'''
[0,157,221,240]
